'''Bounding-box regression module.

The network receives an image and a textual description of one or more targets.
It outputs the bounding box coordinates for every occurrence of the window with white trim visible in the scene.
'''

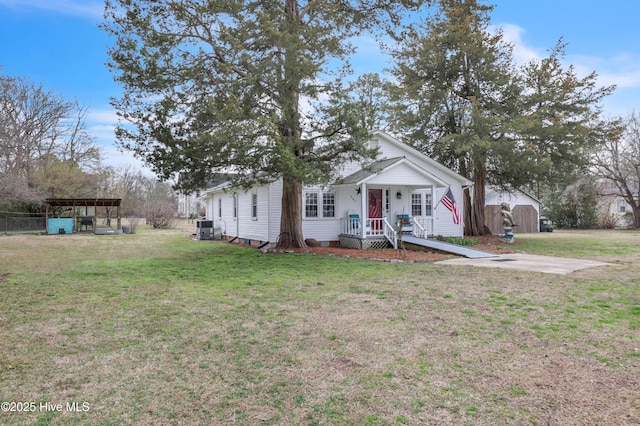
[424,193,432,216]
[411,193,422,216]
[619,199,627,213]
[304,191,336,218]
[323,192,335,218]
[305,192,318,217]
[218,198,222,218]
[232,195,237,218]
[251,193,258,219]
[411,191,433,216]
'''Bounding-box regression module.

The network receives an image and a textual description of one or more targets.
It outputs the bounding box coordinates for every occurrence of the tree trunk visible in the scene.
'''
[278,175,307,248]
[465,165,490,236]
[463,187,473,236]
[633,203,640,229]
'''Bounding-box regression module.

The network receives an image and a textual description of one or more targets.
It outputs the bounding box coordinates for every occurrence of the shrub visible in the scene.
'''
[435,235,479,246]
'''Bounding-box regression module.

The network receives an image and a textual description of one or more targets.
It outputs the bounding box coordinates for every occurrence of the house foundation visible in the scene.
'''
[339,235,391,250]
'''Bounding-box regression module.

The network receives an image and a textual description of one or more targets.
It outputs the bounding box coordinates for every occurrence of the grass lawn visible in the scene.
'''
[0,227,638,425]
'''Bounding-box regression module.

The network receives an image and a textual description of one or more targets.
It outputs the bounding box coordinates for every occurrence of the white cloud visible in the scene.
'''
[101,143,149,171]
[83,106,151,171]
[89,124,116,142]
[87,108,119,124]
[497,23,541,65]
[497,22,640,116]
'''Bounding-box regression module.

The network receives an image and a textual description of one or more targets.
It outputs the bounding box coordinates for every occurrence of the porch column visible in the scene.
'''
[431,186,436,235]
[361,183,367,239]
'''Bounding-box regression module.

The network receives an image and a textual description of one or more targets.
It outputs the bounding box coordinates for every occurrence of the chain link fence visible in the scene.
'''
[0,216,46,234]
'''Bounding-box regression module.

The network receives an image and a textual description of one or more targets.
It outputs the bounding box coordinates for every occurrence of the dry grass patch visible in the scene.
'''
[0,229,638,425]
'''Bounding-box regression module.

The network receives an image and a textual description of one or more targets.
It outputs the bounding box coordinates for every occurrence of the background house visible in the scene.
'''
[597,185,635,228]
[177,190,203,219]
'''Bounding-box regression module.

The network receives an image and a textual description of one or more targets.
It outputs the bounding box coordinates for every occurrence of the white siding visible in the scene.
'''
[337,159,366,178]
[220,192,238,237]
[366,162,439,186]
[200,131,469,244]
[434,187,464,237]
[487,190,539,212]
[203,187,266,240]
[300,184,342,242]
[236,186,270,241]
[269,180,283,242]
[336,186,361,219]
[302,219,342,242]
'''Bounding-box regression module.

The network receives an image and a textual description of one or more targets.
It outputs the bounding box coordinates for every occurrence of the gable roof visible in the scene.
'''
[370,130,473,187]
[334,156,449,187]
[485,187,541,205]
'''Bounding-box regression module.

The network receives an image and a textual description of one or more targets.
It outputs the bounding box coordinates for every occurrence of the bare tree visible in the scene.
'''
[141,180,178,228]
[0,74,103,211]
[592,112,639,227]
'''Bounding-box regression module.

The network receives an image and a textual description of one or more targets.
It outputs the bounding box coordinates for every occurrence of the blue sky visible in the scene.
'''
[1,0,639,170]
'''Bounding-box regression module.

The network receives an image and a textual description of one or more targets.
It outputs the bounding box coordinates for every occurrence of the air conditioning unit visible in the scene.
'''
[196,220,214,240]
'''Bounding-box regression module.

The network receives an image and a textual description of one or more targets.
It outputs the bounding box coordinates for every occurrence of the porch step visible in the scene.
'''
[401,236,498,259]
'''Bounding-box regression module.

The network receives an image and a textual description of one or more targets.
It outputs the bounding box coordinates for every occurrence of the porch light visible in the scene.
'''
[396,191,402,199]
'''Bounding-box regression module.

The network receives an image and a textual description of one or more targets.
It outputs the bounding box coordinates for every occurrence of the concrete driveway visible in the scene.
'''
[436,253,612,275]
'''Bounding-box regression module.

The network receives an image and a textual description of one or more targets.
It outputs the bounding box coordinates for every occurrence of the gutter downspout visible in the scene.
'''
[267,183,272,245]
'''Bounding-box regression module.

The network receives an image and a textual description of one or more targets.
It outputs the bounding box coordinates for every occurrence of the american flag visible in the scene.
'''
[442,188,460,224]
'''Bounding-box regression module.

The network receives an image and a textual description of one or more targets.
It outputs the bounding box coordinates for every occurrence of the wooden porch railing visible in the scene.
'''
[342,216,361,235]
[413,217,433,237]
[382,218,397,249]
[340,217,397,249]
[412,220,425,238]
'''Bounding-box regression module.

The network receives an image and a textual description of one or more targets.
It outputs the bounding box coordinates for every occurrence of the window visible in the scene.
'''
[619,199,627,213]
[251,193,258,219]
[304,191,336,218]
[218,198,222,218]
[323,192,335,218]
[385,189,389,212]
[305,192,318,217]
[232,195,237,218]
[411,191,433,217]
[411,193,422,216]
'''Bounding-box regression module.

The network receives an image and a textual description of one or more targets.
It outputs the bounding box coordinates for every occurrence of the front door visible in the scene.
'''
[368,188,382,230]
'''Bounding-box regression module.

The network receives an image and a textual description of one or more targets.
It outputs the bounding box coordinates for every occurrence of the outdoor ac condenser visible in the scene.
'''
[196,220,214,240]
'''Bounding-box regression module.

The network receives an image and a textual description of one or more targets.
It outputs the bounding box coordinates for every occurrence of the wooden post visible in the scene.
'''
[361,183,367,239]
[73,200,78,233]
[45,201,49,234]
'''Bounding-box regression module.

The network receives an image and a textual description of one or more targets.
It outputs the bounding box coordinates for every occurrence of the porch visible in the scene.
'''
[339,216,434,249]
[333,156,448,250]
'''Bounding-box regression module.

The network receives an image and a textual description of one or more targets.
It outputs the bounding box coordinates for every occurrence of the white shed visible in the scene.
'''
[484,187,541,233]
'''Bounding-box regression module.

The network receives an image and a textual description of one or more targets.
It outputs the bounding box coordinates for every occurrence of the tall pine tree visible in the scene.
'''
[389,0,614,235]
[103,0,422,247]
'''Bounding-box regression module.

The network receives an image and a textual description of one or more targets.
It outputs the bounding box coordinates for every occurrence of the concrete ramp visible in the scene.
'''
[401,235,498,259]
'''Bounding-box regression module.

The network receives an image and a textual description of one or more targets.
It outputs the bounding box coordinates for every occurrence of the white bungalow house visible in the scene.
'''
[200,130,472,249]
